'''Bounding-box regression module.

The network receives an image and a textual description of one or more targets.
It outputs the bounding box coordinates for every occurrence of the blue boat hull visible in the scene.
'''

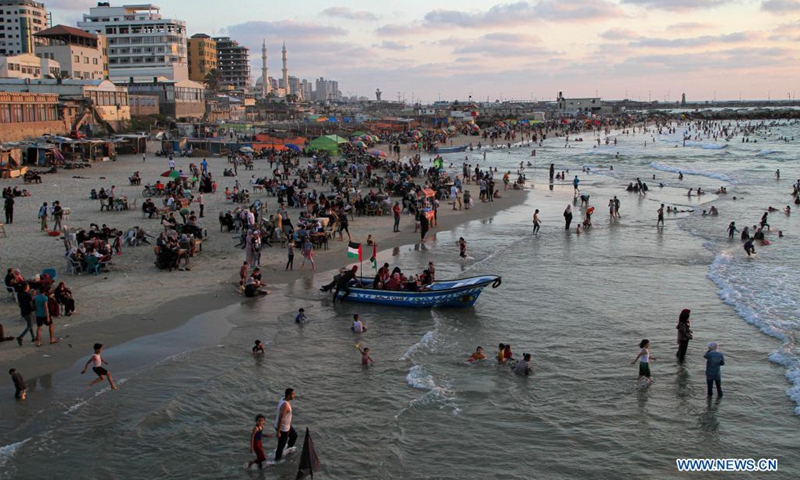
[334,275,501,308]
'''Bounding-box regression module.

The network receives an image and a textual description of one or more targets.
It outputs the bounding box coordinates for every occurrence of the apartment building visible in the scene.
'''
[77,3,187,80]
[0,0,48,56]
[187,33,215,82]
[34,25,106,80]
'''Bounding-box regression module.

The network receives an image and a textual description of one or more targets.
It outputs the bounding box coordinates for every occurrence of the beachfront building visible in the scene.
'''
[186,33,215,82]
[34,25,107,80]
[557,93,602,115]
[0,52,58,78]
[0,91,64,142]
[213,36,249,90]
[0,0,48,56]
[77,3,188,81]
[117,76,204,119]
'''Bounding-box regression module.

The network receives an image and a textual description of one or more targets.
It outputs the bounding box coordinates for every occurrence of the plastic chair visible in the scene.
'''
[65,257,82,276]
[85,256,101,275]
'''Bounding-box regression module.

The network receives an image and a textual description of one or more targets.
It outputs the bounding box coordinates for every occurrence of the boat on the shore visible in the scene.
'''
[429,145,468,154]
[335,275,501,308]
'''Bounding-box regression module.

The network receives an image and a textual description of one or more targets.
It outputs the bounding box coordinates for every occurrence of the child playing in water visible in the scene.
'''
[458,237,467,259]
[467,346,487,362]
[294,308,307,324]
[496,343,506,363]
[253,340,265,354]
[248,414,274,469]
[81,343,118,390]
[631,339,655,384]
[356,344,375,365]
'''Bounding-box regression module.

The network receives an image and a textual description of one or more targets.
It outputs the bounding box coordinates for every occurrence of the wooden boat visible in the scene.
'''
[335,275,501,308]
[430,145,468,154]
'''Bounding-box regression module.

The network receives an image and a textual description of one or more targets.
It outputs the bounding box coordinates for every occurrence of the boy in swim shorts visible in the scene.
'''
[81,343,118,390]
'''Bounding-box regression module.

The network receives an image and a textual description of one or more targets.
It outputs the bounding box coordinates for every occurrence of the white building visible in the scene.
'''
[77,3,188,81]
[0,52,59,79]
[0,0,48,56]
[34,25,107,80]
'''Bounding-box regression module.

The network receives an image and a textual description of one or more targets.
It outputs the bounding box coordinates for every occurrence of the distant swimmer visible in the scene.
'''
[253,340,265,354]
[295,308,307,324]
[356,344,375,365]
[467,346,487,362]
[512,353,533,376]
[351,314,367,333]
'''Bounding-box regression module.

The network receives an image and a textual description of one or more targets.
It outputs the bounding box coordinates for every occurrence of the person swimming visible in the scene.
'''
[467,346,487,362]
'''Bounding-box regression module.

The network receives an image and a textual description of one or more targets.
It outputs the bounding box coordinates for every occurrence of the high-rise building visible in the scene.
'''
[300,79,312,102]
[187,33,216,82]
[34,25,107,80]
[213,36,249,90]
[288,76,301,99]
[314,77,329,102]
[77,3,188,80]
[0,0,48,56]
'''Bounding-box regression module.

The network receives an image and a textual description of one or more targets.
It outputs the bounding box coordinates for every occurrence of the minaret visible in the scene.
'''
[261,39,269,98]
[282,42,290,96]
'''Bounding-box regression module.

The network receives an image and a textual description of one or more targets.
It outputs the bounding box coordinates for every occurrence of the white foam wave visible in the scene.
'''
[400,329,437,361]
[406,365,437,390]
[0,438,30,468]
[708,252,800,415]
[650,162,733,183]
[756,150,779,156]
[684,141,727,149]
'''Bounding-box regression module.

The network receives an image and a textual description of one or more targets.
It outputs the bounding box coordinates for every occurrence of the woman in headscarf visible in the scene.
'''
[676,309,693,362]
[563,203,573,230]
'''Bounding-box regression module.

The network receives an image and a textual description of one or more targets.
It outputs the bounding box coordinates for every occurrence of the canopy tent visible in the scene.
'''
[309,135,348,155]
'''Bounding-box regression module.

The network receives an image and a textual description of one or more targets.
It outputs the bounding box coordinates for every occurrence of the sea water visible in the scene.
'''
[2,120,800,479]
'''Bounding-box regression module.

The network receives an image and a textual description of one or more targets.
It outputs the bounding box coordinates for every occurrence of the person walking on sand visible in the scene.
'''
[38,202,48,231]
[300,237,315,270]
[273,388,298,462]
[704,342,725,397]
[393,201,401,232]
[631,339,655,384]
[563,204,573,230]
[81,343,118,390]
[533,209,541,234]
[676,309,693,363]
[34,287,57,346]
[573,175,580,193]
[248,414,274,469]
[285,239,295,270]
[657,204,665,228]
[15,283,35,346]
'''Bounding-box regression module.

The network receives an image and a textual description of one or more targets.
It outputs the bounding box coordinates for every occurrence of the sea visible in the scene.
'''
[2,119,800,479]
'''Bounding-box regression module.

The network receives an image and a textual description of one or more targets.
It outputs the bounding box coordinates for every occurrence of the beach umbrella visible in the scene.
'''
[369,150,387,158]
[286,144,301,152]
[239,146,254,153]
[160,170,183,178]
[352,140,367,148]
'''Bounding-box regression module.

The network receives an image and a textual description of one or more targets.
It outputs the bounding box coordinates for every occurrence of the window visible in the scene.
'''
[93,58,98,65]
[74,55,79,62]
[84,57,89,64]
[0,105,11,124]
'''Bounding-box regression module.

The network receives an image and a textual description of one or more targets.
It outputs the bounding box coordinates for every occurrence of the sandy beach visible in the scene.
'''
[0,135,529,384]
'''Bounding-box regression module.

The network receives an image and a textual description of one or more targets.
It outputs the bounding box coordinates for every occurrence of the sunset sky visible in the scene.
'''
[50,0,800,102]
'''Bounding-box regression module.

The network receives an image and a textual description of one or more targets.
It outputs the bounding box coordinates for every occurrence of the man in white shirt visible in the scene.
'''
[274,388,298,461]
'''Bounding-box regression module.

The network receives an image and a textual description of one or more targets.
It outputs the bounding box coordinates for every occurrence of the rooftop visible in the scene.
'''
[35,25,98,41]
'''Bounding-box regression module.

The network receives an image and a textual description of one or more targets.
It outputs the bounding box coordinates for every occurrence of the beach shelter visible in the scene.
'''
[309,135,348,154]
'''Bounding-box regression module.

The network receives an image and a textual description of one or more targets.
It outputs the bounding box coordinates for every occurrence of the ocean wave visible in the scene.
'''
[406,365,437,390]
[684,141,727,150]
[708,252,800,415]
[400,329,438,361]
[650,162,733,183]
[0,438,30,468]
[756,150,780,156]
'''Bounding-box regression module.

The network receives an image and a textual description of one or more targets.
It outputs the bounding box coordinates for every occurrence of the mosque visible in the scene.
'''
[254,40,290,99]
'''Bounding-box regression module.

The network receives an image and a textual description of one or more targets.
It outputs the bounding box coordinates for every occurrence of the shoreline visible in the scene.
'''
[0,144,531,386]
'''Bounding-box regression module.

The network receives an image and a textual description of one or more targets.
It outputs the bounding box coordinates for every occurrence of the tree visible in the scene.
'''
[204,69,222,93]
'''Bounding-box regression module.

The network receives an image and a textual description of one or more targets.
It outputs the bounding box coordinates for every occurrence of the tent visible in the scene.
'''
[309,135,348,155]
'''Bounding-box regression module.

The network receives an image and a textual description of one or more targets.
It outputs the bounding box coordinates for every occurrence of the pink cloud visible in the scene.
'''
[321,7,380,21]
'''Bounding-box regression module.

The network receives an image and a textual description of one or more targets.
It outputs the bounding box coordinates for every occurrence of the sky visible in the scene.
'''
[50,0,800,102]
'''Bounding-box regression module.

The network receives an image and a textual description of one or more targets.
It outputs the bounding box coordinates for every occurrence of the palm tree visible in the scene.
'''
[204,69,221,93]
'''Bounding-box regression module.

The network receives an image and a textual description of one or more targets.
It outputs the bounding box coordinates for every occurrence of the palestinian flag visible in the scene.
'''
[347,242,362,261]
[370,244,378,269]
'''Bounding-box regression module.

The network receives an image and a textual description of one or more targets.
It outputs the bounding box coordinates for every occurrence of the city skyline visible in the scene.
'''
[46,0,800,102]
